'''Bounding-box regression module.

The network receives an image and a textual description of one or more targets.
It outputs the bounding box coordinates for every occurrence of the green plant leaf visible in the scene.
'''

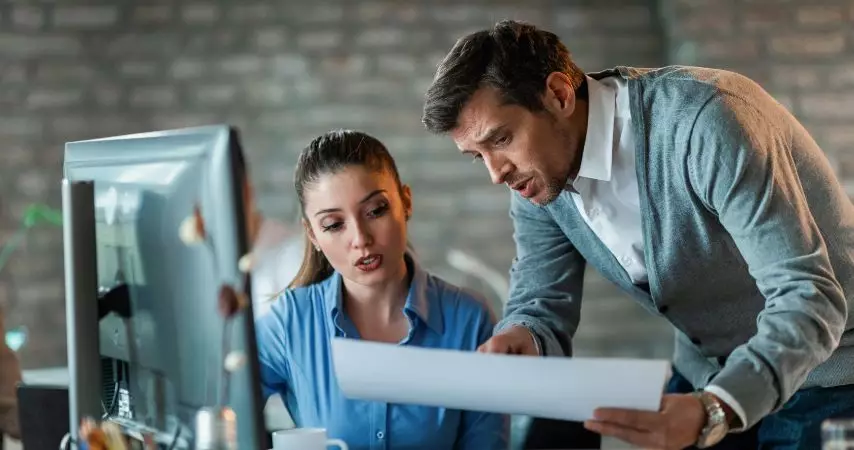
[22,203,63,228]
[0,203,63,274]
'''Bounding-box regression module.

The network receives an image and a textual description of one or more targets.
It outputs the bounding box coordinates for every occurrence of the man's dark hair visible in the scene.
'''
[422,20,586,134]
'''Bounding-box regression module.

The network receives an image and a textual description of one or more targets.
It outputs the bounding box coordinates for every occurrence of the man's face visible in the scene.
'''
[450,78,584,206]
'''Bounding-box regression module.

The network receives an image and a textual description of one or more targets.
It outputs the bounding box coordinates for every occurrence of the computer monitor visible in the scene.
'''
[62,125,266,448]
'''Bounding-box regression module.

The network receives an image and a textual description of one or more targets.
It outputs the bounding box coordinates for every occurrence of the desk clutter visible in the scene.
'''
[75,418,158,450]
[16,384,193,450]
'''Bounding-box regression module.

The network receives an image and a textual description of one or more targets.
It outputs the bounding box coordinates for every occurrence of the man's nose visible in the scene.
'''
[484,154,511,185]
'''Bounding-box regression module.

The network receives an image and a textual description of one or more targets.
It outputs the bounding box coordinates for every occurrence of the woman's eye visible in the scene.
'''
[369,204,389,218]
[321,222,343,232]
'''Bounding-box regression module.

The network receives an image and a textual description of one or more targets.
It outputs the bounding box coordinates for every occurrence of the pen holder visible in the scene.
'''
[194,407,237,450]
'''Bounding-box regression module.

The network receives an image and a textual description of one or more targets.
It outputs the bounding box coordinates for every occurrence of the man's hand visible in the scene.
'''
[583,394,706,450]
[477,326,539,356]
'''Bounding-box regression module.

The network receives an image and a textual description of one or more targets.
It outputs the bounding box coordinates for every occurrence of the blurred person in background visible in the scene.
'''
[255,129,509,449]
[235,152,304,317]
[0,310,21,440]
[422,19,854,450]
[235,150,304,432]
[247,213,304,318]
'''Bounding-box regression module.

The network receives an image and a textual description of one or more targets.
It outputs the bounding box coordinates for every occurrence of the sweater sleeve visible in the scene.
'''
[495,192,587,357]
[686,92,848,429]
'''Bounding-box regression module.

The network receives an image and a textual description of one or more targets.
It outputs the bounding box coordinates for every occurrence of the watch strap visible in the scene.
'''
[692,391,729,448]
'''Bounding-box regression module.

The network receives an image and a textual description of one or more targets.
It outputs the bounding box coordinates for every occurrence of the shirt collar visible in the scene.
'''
[325,252,443,336]
[568,76,616,187]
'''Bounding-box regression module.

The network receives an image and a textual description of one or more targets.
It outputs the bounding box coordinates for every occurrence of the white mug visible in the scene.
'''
[272,428,348,450]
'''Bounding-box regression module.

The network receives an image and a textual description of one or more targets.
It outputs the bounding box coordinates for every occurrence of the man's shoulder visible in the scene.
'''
[598,65,778,140]
[591,65,761,100]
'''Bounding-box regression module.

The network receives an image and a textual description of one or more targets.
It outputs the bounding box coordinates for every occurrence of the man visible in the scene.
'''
[421,20,854,450]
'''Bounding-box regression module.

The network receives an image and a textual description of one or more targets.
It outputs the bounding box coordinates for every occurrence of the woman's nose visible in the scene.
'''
[351,221,373,248]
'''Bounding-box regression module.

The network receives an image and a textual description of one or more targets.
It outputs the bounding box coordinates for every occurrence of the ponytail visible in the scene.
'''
[288,233,334,289]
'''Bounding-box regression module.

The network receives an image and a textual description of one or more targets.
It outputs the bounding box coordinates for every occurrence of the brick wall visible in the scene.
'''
[0,0,850,369]
[663,0,854,191]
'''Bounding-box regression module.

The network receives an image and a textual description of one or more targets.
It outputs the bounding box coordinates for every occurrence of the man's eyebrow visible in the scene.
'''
[475,125,507,145]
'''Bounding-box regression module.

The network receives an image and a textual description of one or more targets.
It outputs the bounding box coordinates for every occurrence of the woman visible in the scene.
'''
[255,130,509,450]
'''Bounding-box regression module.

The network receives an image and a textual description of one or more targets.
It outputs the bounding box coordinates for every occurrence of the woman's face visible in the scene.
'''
[303,165,412,287]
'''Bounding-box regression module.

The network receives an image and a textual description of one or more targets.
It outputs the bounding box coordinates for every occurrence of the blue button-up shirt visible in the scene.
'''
[255,255,509,450]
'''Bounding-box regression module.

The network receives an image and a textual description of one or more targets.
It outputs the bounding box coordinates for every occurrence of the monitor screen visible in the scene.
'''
[63,125,266,448]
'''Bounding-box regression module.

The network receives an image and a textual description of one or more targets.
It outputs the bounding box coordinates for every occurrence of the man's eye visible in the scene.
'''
[471,154,483,163]
[495,136,510,146]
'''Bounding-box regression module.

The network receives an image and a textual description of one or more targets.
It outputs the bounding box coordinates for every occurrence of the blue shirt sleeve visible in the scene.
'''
[454,304,510,450]
[255,293,293,402]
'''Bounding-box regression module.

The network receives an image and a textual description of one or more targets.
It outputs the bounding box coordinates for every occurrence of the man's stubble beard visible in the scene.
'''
[531,124,575,207]
[536,177,565,206]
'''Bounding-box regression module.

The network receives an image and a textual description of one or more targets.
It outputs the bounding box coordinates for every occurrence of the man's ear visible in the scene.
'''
[544,72,577,119]
[401,184,413,220]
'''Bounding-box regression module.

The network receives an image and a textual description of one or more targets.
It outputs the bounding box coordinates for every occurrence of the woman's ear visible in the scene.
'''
[401,184,413,220]
[302,219,319,248]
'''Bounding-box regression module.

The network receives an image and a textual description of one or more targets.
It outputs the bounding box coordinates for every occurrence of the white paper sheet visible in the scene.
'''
[331,338,670,421]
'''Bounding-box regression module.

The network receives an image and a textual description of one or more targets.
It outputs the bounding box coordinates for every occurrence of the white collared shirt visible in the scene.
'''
[569,76,646,284]
[576,75,748,431]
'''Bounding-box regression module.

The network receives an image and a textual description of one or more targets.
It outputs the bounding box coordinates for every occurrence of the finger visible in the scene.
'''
[508,339,533,355]
[477,337,509,354]
[593,408,661,430]
[584,420,657,448]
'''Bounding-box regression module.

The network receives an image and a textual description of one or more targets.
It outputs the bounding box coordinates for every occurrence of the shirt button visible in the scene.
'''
[589,207,600,218]
[376,431,385,440]
[621,256,632,265]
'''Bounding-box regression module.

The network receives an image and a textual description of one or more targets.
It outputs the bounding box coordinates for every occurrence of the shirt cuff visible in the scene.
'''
[523,327,542,356]
[704,384,748,432]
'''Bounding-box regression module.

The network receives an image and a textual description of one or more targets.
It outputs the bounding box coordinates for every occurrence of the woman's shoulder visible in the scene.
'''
[255,277,338,354]
[424,271,496,319]
[257,277,334,322]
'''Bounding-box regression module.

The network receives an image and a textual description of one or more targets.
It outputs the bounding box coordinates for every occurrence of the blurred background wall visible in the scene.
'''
[1,0,852,369]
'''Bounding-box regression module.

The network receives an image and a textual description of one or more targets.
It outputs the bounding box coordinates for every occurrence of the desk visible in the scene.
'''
[19,367,294,430]
[22,367,68,387]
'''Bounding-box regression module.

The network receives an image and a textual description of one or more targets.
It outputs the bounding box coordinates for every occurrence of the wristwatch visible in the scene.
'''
[692,391,730,448]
